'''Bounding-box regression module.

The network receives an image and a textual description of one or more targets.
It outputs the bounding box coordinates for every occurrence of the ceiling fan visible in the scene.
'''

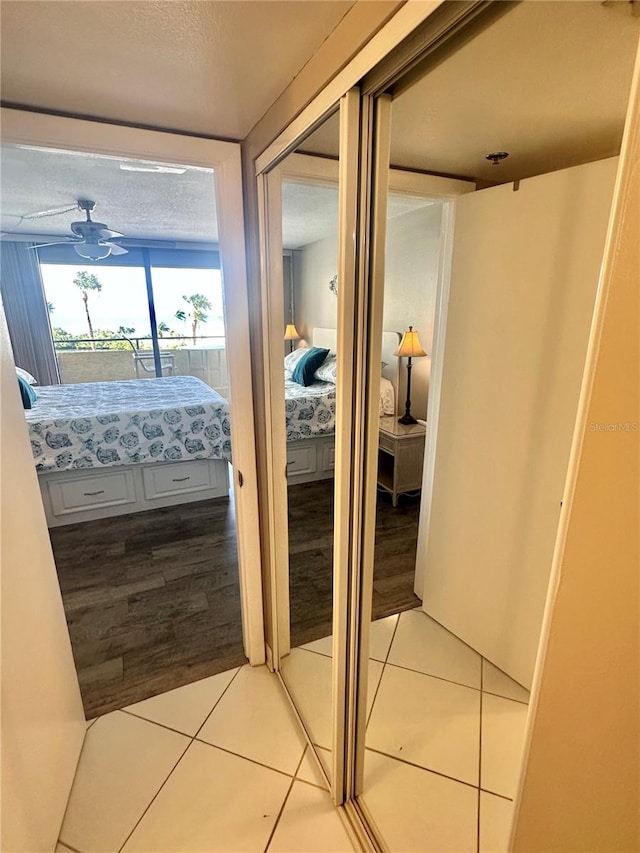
[30,199,128,260]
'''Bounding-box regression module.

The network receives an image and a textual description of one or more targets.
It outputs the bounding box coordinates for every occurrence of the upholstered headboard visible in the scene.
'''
[311,327,401,411]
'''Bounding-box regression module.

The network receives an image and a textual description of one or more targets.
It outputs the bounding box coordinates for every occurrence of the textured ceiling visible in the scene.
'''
[301,2,640,183]
[0,0,354,139]
[2,1,637,247]
[282,180,433,249]
[0,146,432,247]
[0,146,218,243]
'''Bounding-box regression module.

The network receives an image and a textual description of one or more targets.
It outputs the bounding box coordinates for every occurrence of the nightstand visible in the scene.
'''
[378,416,426,507]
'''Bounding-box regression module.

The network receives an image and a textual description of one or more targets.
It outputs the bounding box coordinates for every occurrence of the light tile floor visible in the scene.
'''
[59,610,529,853]
[297,609,531,852]
[57,664,353,853]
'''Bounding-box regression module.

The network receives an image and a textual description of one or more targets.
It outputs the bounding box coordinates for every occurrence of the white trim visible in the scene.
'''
[216,145,265,666]
[388,168,473,197]
[351,93,393,798]
[331,88,363,806]
[257,167,291,660]
[0,107,265,665]
[255,1,445,174]
[278,151,475,197]
[414,198,457,596]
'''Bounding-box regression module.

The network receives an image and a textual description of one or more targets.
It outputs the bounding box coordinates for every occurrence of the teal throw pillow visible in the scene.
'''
[291,347,329,387]
[17,374,38,409]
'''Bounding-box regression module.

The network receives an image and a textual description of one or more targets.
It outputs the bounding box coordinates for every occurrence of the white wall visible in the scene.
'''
[1,301,85,852]
[292,236,338,343]
[383,202,442,419]
[293,202,442,418]
[512,69,639,852]
[419,157,618,687]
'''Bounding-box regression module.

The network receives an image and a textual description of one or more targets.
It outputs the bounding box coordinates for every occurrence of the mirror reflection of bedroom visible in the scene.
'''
[276,109,447,771]
[271,2,639,838]
[356,3,640,849]
[0,146,246,718]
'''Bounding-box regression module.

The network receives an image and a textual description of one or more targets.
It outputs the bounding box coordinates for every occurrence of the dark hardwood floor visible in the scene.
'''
[50,479,420,718]
[288,480,421,648]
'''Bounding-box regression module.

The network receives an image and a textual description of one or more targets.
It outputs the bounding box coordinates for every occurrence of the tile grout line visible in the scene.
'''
[366,614,402,730]
[116,738,193,853]
[192,737,299,780]
[56,841,84,853]
[414,608,497,666]
[300,640,529,703]
[291,742,330,791]
[193,664,243,739]
[381,658,482,693]
[365,746,480,792]
[115,666,243,853]
[263,776,296,853]
[481,687,529,706]
[411,608,530,694]
[120,708,198,738]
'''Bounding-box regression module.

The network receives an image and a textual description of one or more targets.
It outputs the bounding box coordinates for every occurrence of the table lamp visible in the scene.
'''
[395,325,427,425]
[284,323,300,353]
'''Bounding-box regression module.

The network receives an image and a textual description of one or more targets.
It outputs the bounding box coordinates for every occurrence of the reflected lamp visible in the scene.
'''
[284,323,301,353]
[395,326,427,425]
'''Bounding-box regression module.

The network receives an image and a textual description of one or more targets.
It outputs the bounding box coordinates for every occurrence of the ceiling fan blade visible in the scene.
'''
[28,239,79,250]
[98,228,124,240]
[105,243,128,255]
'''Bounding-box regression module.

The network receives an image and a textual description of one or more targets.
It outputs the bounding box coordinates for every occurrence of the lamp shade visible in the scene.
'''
[284,323,301,341]
[394,326,427,358]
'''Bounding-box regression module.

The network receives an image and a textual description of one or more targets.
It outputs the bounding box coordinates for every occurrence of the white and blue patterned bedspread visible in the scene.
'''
[26,376,231,472]
[285,379,335,441]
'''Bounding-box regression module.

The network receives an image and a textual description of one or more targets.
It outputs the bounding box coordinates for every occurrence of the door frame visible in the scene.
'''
[0,107,265,666]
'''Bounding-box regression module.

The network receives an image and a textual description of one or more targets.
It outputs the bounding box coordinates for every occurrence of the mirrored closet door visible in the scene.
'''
[351,3,640,850]
[257,0,639,843]
[258,93,362,795]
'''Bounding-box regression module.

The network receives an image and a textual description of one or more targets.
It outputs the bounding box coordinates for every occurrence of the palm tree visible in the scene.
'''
[175,293,212,345]
[73,271,102,349]
[157,321,170,338]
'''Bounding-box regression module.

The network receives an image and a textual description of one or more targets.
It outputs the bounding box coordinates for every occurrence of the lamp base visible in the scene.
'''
[398,414,418,425]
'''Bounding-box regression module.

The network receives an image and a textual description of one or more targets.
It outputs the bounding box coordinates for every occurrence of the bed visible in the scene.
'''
[26,376,231,473]
[28,330,400,524]
[27,376,232,527]
[280,328,399,483]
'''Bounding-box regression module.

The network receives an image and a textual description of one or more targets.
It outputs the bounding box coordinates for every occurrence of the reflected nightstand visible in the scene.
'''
[378,416,426,507]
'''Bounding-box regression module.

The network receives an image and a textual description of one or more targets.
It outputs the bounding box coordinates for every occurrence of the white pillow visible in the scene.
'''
[16,366,37,385]
[314,354,337,384]
[284,348,308,380]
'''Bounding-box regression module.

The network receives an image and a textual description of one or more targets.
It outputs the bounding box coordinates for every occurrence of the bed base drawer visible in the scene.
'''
[286,435,335,486]
[142,460,223,500]
[39,459,230,527]
[48,470,136,515]
[286,444,317,477]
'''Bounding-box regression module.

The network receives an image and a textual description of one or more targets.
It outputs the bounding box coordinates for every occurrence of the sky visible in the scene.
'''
[41,263,225,343]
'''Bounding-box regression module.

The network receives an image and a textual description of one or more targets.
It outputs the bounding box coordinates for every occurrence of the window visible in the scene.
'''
[38,247,227,394]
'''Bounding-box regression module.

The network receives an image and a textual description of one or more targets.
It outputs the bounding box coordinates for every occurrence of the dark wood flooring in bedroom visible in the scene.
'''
[50,479,420,718]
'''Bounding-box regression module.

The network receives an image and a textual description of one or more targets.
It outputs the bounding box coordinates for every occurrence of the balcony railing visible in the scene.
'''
[53,335,228,393]
[52,334,226,351]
